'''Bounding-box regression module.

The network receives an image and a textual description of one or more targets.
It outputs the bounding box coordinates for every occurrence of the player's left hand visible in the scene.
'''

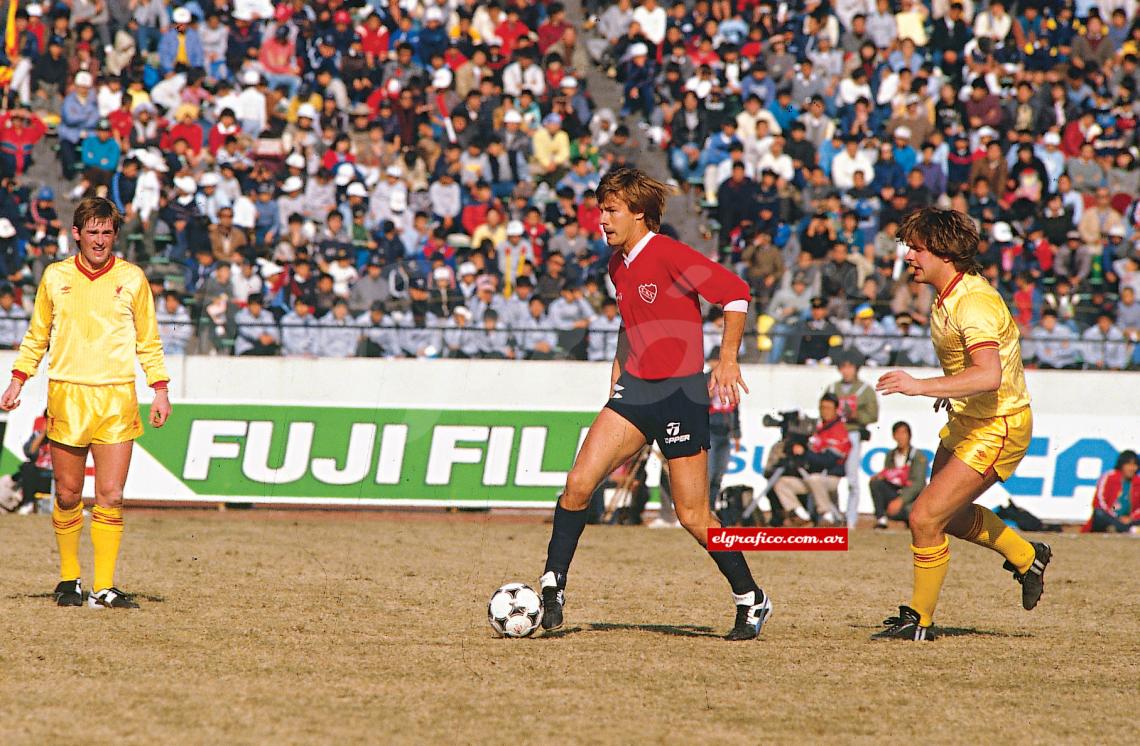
[875,370,925,397]
[150,390,172,428]
[709,358,749,407]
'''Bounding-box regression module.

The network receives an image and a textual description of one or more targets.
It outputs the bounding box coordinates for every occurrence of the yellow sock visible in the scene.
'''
[961,504,1035,573]
[90,505,124,592]
[52,501,84,581]
[909,536,951,627]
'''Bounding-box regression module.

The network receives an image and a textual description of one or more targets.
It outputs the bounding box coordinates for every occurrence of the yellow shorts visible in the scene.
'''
[47,381,143,447]
[939,407,1032,482]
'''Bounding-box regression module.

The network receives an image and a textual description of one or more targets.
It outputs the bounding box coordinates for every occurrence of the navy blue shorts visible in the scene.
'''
[605,372,711,460]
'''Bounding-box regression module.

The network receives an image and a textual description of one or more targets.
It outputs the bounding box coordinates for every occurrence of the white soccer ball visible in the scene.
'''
[487,582,544,638]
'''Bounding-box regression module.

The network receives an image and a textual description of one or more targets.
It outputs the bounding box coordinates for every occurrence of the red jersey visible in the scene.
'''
[609,232,749,379]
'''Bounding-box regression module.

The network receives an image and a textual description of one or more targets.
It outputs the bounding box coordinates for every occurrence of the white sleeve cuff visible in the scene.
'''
[723,300,749,314]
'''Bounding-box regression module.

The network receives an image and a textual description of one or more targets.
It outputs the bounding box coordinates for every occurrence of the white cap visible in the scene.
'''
[506,220,525,236]
[977,126,998,139]
[560,77,578,89]
[433,267,451,281]
[992,221,1013,242]
[503,110,522,124]
[335,162,356,186]
[629,43,648,57]
[0,218,15,238]
[282,176,304,193]
[174,175,197,193]
[296,103,318,120]
[285,153,305,169]
[172,7,192,24]
[454,306,472,319]
[1109,224,1127,237]
[425,6,444,22]
[26,4,42,17]
[385,165,402,177]
[346,182,368,197]
[199,172,221,187]
[459,261,477,276]
[233,7,253,21]
[1043,132,1061,145]
[75,71,93,88]
[389,191,407,212]
[241,69,260,86]
[431,68,453,89]
[894,126,911,139]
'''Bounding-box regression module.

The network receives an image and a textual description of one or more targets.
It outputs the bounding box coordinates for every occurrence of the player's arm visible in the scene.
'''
[669,243,753,405]
[610,324,628,392]
[1,280,55,411]
[876,345,1001,399]
[132,273,173,427]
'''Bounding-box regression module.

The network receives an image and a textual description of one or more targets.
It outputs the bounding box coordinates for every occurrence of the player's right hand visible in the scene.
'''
[1,380,23,411]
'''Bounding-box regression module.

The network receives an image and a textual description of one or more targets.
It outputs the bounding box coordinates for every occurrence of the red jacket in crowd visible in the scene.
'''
[1081,469,1139,531]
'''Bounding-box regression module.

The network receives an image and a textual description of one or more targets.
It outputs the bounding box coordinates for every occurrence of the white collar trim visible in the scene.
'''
[623,231,657,267]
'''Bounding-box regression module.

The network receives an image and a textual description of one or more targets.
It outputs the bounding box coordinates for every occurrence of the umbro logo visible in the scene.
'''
[638,283,657,304]
[114,286,123,297]
[60,286,71,294]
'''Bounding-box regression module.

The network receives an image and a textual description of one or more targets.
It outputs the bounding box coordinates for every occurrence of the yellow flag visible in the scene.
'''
[0,0,17,86]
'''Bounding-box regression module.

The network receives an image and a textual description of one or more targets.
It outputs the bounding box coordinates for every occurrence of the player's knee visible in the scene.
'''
[674,503,707,531]
[54,485,82,510]
[94,486,124,509]
[561,471,594,510]
[907,503,941,536]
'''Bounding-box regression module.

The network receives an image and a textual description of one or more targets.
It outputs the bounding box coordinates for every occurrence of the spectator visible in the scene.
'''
[843,304,891,367]
[280,296,320,357]
[515,296,559,360]
[773,393,850,527]
[233,294,280,356]
[1081,311,1129,370]
[587,297,620,362]
[0,285,29,349]
[155,291,192,356]
[1026,308,1081,369]
[825,354,880,529]
[869,421,929,529]
[1084,450,1139,534]
[317,299,361,357]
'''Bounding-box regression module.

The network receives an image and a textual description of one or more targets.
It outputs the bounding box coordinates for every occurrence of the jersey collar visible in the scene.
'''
[935,271,965,308]
[623,231,657,266]
[75,254,116,281]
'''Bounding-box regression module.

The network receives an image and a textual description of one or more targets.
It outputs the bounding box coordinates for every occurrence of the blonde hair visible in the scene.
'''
[596,166,674,231]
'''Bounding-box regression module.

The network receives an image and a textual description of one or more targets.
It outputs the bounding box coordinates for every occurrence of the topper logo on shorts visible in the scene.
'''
[664,421,690,444]
[638,283,657,304]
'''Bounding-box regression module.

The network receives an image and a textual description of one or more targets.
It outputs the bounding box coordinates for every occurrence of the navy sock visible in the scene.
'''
[543,503,589,586]
[709,550,760,597]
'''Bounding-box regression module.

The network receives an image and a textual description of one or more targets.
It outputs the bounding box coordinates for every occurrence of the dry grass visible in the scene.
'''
[1,510,1137,745]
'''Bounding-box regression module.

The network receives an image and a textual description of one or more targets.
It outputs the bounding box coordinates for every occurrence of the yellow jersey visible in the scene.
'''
[13,256,170,388]
[929,272,1029,419]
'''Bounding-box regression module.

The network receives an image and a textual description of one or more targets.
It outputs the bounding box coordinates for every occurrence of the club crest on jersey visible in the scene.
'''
[638,283,657,304]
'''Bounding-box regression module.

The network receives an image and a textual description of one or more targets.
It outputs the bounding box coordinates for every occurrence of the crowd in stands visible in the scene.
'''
[0,0,1138,368]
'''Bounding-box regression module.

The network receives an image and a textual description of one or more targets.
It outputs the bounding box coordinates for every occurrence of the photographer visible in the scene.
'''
[773,393,850,526]
[825,354,879,529]
[868,421,928,529]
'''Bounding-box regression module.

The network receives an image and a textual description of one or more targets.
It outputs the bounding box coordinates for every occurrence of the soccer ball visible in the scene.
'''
[487,582,544,638]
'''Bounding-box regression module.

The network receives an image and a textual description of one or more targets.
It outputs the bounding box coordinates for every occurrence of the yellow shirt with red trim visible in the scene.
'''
[929,271,1029,419]
[12,256,170,388]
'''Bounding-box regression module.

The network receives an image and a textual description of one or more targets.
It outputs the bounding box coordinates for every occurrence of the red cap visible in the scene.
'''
[274,4,291,22]
[334,9,351,24]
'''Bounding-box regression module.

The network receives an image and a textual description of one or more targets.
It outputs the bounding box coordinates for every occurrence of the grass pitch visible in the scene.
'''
[1,510,1137,744]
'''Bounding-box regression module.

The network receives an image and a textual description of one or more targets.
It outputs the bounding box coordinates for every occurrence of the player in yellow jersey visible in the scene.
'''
[0,198,172,609]
[871,207,1050,641]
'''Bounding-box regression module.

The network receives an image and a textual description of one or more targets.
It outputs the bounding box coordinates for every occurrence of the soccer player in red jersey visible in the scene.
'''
[537,167,772,640]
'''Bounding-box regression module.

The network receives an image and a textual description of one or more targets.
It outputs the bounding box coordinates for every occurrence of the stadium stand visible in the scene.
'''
[0,0,1137,368]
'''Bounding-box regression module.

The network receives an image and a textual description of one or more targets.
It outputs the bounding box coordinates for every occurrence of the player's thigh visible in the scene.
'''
[667,450,710,518]
[49,441,89,500]
[929,444,954,479]
[910,454,998,531]
[89,441,135,506]
[564,408,647,502]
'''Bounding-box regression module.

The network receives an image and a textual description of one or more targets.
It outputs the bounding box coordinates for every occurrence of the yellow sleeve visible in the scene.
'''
[132,271,171,387]
[12,275,54,382]
[957,292,1005,356]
